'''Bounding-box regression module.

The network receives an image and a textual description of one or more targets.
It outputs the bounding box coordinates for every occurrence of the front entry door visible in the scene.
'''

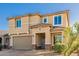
[37,33,45,49]
[40,35,45,49]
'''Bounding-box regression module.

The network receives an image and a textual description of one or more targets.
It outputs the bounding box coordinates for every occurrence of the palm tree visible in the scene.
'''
[63,22,79,56]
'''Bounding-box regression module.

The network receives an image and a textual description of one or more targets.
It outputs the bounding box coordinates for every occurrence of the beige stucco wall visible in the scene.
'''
[10,36,13,47]
[30,15,41,26]
[8,18,16,34]
[45,32,51,44]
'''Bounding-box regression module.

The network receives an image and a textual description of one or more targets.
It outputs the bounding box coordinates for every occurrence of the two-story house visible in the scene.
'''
[8,10,69,50]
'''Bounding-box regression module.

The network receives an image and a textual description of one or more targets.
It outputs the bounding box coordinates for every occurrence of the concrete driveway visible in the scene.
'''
[0,49,77,56]
[0,49,54,56]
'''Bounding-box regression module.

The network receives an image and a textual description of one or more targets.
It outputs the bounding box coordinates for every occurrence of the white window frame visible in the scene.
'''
[55,34,63,42]
[53,15,63,26]
[42,17,48,24]
[58,34,63,40]
[16,18,22,28]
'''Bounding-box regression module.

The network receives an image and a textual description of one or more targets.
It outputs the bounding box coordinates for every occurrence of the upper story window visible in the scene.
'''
[53,15,62,26]
[16,19,21,28]
[42,17,48,24]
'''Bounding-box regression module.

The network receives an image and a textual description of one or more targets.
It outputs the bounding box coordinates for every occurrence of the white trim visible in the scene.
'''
[53,15,63,26]
[42,17,48,24]
[55,34,63,41]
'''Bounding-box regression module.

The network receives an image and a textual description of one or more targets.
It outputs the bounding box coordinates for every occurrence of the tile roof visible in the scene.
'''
[0,30,8,35]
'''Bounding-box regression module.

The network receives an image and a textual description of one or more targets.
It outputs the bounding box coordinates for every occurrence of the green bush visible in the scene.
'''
[54,43,65,53]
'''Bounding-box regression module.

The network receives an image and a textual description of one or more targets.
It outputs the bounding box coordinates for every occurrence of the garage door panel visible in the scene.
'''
[13,36,32,50]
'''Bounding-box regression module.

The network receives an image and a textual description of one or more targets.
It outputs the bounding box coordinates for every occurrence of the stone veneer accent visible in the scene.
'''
[32,44,37,50]
[45,44,52,50]
[32,44,52,50]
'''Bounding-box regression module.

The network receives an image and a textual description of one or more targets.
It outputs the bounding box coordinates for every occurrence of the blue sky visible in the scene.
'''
[0,3,79,30]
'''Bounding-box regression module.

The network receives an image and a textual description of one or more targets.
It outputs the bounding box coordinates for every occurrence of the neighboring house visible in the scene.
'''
[0,30,10,48]
[8,10,69,50]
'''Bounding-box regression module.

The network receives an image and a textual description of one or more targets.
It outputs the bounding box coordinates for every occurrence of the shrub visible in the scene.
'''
[54,43,65,53]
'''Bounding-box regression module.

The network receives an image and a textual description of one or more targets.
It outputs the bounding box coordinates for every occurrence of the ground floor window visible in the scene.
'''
[55,34,63,43]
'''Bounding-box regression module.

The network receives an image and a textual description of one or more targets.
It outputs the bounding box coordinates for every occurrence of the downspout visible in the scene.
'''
[67,10,70,27]
[28,14,31,34]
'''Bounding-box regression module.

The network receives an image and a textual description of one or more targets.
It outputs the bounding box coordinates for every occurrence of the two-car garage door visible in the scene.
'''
[13,36,32,50]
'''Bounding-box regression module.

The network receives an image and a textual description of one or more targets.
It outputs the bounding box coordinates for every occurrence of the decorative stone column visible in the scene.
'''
[9,36,13,48]
[32,34,37,50]
[2,36,4,46]
[45,32,52,50]
[51,34,54,49]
